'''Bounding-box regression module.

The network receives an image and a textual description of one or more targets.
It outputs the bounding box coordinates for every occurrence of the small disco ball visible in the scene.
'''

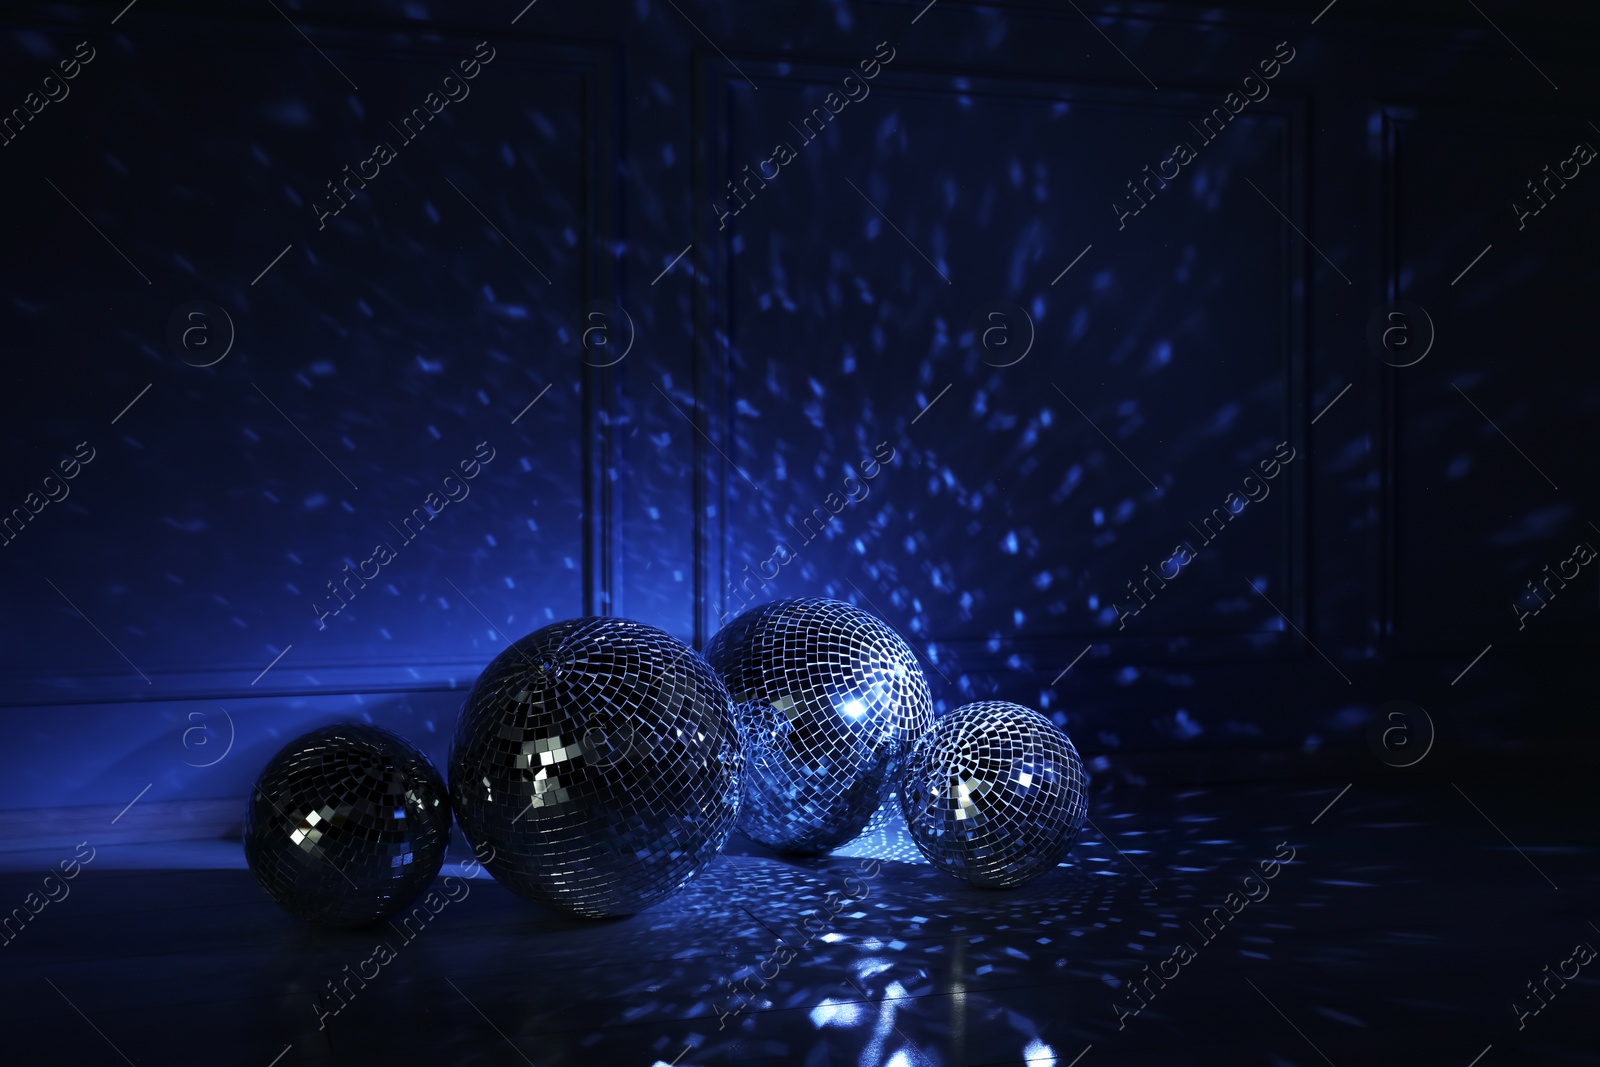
[242,723,452,928]
[898,701,1088,888]
[705,597,933,854]
[448,617,742,918]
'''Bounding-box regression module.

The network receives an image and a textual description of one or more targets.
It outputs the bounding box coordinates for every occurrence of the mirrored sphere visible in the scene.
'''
[706,597,933,854]
[243,723,452,928]
[898,701,1088,888]
[448,617,742,918]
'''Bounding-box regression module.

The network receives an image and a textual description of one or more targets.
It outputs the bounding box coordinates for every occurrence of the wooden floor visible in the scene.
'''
[1,779,1596,1066]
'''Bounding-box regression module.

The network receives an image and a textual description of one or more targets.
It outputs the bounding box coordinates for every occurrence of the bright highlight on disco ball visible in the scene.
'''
[705,597,932,855]
[899,700,1088,888]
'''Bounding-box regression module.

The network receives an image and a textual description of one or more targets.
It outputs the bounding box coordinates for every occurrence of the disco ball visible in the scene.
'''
[242,723,452,928]
[448,617,742,918]
[898,701,1088,888]
[705,597,933,854]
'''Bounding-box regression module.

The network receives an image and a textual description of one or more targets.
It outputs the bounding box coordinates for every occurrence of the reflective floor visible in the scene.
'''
[2,779,1596,1066]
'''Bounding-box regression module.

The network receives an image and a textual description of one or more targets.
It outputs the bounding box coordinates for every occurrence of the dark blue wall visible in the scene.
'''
[1,0,1596,820]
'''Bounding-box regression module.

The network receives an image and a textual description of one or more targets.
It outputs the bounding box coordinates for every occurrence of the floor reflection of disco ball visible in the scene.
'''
[705,597,933,854]
[448,617,742,918]
[898,701,1088,888]
[243,723,452,928]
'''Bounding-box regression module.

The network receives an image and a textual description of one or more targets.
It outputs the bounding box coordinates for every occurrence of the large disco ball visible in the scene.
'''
[448,617,742,918]
[898,701,1088,888]
[705,597,933,854]
[243,723,452,928]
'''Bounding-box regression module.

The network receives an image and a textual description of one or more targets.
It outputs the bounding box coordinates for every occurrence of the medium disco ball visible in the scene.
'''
[705,597,933,854]
[448,617,742,918]
[242,723,452,928]
[898,701,1088,888]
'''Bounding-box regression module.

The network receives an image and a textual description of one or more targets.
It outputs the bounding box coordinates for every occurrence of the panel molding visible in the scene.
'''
[1372,101,1599,658]
[692,54,1310,666]
[0,27,621,700]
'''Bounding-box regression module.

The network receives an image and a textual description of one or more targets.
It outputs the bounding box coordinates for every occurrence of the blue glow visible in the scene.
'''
[1024,1038,1058,1065]
[854,957,894,980]
[809,998,864,1028]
